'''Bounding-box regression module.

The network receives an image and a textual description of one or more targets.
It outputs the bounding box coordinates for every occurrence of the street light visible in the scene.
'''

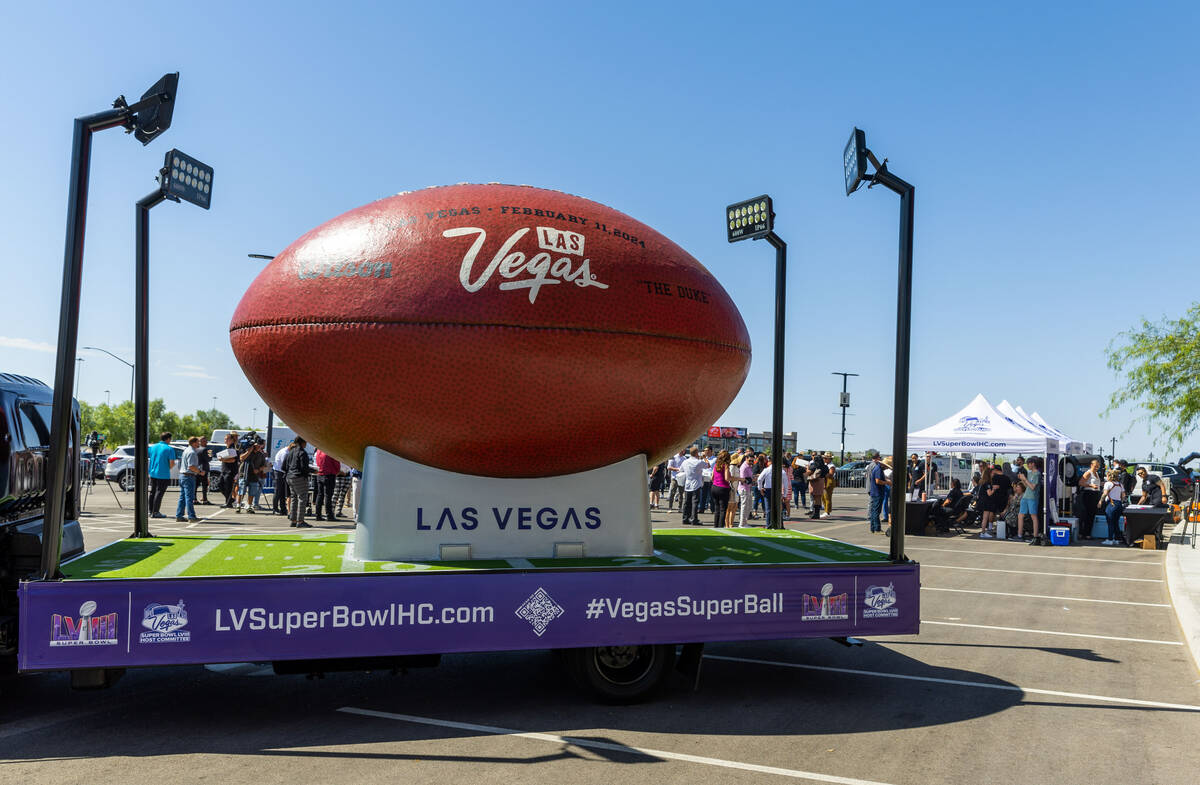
[725,195,787,530]
[41,72,180,581]
[832,372,859,463]
[844,127,915,564]
[133,147,214,538]
[105,390,110,406]
[82,346,134,402]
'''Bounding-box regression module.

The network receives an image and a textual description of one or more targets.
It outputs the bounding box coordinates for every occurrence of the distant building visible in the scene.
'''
[696,430,797,455]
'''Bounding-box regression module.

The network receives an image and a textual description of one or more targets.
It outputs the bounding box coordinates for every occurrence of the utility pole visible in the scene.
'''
[832,372,858,463]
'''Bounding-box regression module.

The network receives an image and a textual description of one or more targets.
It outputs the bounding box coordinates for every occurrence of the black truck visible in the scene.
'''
[0,373,84,672]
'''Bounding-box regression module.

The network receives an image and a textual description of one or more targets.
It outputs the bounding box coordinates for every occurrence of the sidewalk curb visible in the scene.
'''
[1165,533,1200,677]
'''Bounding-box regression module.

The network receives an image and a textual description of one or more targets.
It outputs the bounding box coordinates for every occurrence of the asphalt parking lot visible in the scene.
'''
[3,483,1198,785]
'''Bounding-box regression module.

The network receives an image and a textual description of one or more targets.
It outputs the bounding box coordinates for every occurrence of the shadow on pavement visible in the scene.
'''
[4,635,1191,767]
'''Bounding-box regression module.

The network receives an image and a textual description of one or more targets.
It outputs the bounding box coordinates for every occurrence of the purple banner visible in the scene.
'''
[20,564,919,671]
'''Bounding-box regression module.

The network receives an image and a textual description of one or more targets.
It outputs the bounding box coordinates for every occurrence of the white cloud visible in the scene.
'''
[176,364,206,371]
[0,336,56,353]
[171,370,218,380]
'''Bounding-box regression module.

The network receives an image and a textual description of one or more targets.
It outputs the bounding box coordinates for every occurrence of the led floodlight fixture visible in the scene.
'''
[726,195,773,243]
[843,128,867,196]
[131,72,179,145]
[163,149,213,209]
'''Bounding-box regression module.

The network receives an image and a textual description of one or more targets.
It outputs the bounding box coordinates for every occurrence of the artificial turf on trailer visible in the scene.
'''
[60,527,889,581]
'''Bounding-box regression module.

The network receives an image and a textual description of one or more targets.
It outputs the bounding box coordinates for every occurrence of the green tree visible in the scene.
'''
[81,399,236,447]
[1106,302,1200,450]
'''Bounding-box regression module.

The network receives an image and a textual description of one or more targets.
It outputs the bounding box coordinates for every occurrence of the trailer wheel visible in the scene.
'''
[566,644,674,704]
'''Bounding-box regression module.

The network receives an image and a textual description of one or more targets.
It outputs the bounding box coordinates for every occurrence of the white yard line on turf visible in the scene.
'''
[920,620,1182,646]
[922,586,1170,608]
[153,538,226,577]
[703,654,1200,712]
[653,549,690,565]
[726,529,835,562]
[337,707,898,785]
[904,545,1161,565]
[923,564,1161,582]
[507,558,535,568]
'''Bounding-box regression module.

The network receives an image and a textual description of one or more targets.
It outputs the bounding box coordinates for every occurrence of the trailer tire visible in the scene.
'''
[565,644,674,704]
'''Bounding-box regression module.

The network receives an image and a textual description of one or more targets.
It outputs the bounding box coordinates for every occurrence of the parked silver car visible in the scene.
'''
[104,443,182,491]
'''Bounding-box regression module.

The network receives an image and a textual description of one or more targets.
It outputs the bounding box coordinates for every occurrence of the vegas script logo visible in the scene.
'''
[444,226,609,304]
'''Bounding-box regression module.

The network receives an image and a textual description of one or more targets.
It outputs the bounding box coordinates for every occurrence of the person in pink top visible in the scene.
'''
[709,450,733,528]
[313,449,341,521]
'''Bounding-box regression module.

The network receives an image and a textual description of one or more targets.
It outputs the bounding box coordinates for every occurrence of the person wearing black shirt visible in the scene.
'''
[284,438,313,528]
[194,437,212,504]
[988,469,1014,537]
[1135,467,1168,507]
[907,454,923,502]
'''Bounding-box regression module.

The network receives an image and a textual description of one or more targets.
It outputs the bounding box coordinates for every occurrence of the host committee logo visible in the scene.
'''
[863,583,899,619]
[50,600,118,647]
[140,600,191,644]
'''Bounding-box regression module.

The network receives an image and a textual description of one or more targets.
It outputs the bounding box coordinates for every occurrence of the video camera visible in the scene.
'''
[238,430,261,451]
[85,431,105,451]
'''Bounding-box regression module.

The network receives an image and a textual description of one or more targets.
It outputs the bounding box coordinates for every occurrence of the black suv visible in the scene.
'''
[0,373,85,664]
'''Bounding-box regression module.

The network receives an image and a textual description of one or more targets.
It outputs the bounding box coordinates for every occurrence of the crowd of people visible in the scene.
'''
[648,447,843,528]
[145,431,362,528]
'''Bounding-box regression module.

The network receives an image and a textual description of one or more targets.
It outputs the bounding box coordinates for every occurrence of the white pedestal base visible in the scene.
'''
[355,447,653,562]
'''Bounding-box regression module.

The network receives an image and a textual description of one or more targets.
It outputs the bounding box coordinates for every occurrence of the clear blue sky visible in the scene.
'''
[1,1,1196,460]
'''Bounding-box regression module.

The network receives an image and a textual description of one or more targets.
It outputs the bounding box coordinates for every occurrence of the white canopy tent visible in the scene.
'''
[1029,410,1091,454]
[996,400,1071,454]
[908,394,1055,455]
[908,394,1064,526]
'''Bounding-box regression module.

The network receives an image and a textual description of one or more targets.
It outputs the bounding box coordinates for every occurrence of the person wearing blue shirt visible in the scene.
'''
[147,432,176,519]
[866,454,887,534]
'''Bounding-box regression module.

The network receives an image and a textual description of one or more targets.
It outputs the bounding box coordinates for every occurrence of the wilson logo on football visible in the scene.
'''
[444,226,608,304]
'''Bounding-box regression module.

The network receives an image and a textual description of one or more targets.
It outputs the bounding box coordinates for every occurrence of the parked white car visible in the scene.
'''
[104,443,182,491]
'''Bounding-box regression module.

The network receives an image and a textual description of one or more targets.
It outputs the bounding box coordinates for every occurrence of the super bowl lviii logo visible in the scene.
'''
[50,600,119,647]
[445,226,609,304]
[802,583,849,621]
[140,600,191,644]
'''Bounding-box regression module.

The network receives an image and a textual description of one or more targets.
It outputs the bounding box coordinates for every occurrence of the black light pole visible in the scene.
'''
[133,148,214,539]
[832,371,859,463]
[82,346,134,402]
[40,73,180,581]
[845,128,915,564]
[725,196,787,530]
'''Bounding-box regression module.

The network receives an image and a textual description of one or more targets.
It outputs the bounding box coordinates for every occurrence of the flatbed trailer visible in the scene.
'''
[20,527,918,701]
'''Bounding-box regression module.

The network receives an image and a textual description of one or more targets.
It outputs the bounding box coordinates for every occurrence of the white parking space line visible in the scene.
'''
[154,538,226,577]
[920,620,1182,646]
[923,564,1162,582]
[337,707,898,784]
[704,655,1200,712]
[922,586,1170,608]
[905,545,1162,566]
[0,707,109,741]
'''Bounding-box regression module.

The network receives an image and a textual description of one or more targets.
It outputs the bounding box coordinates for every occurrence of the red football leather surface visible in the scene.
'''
[230,183,751,477]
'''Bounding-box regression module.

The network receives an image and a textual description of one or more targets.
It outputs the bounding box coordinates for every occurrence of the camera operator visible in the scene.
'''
[85,430,104,484]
